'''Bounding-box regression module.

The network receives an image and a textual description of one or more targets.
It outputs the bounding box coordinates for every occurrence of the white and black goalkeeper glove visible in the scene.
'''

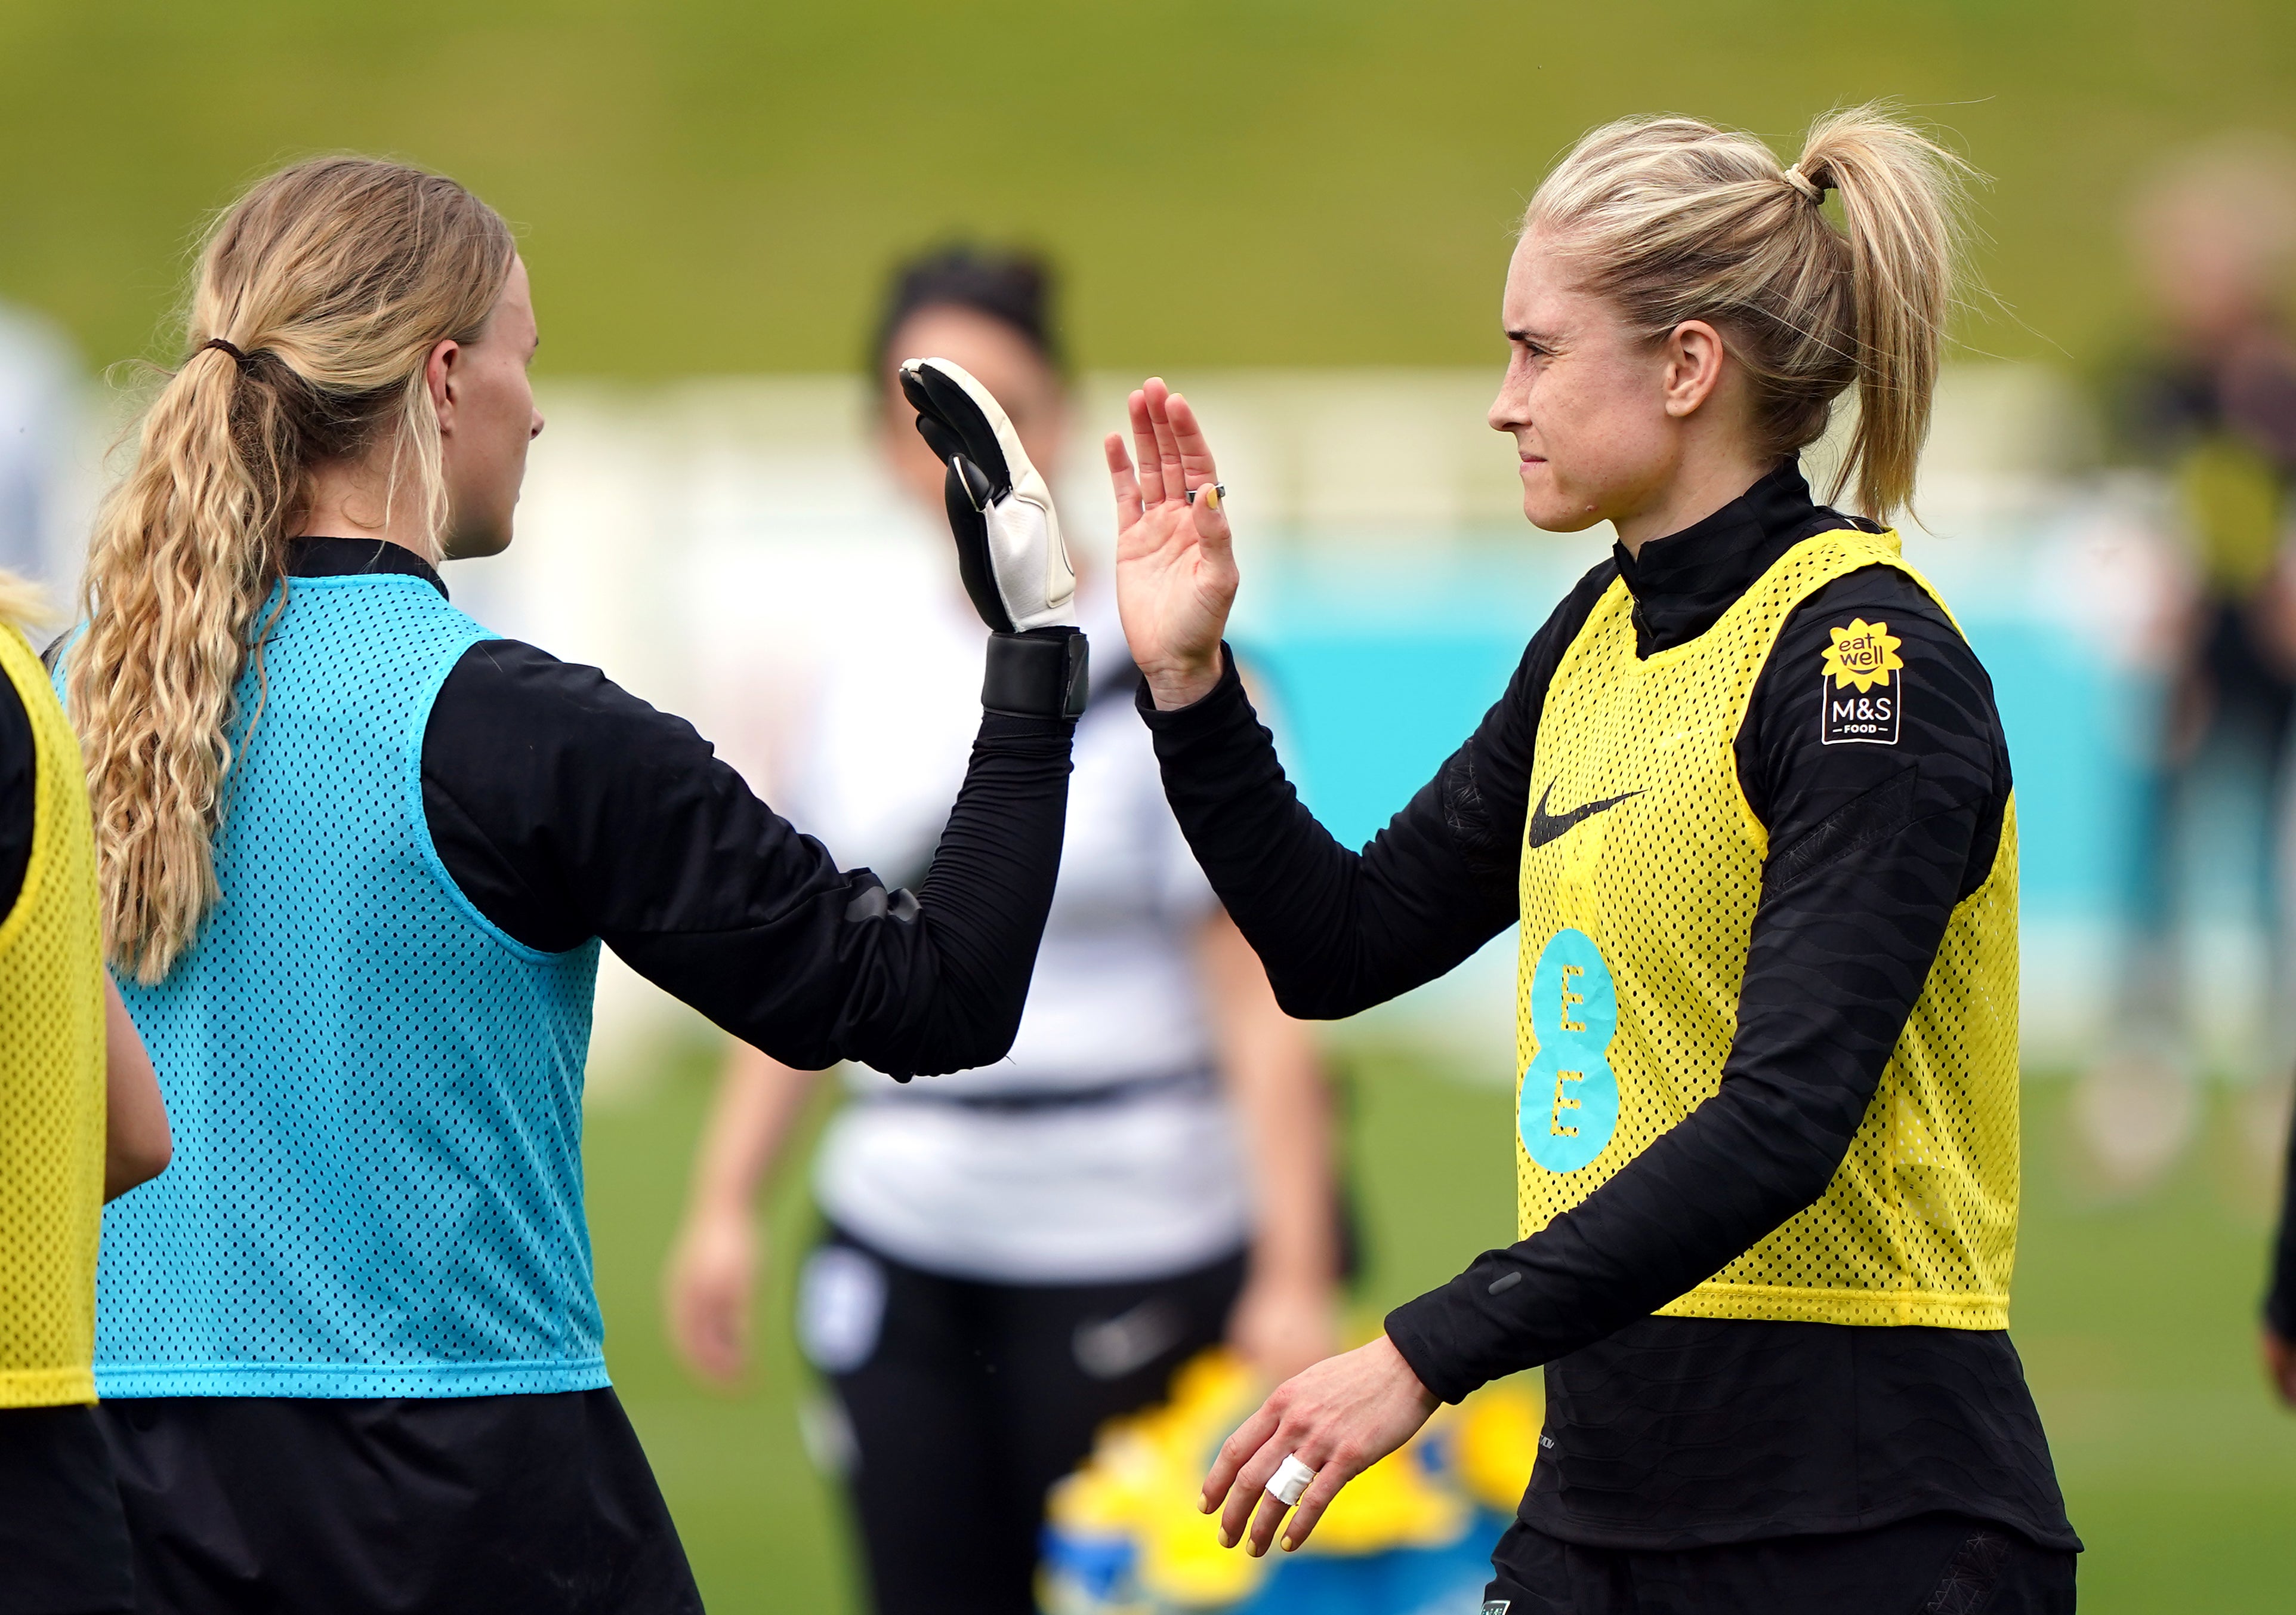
[902,357,1088,720]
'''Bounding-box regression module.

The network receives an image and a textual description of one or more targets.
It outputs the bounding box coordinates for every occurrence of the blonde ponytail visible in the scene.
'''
[1526,104,1973,520]
[71,158,513,981]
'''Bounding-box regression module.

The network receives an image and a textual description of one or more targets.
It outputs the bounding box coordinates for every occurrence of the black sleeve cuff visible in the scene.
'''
[1132,642,1244,728]
[971,709,1085,751]
[1384,1277,1503,1406]
[983,627,1089,720]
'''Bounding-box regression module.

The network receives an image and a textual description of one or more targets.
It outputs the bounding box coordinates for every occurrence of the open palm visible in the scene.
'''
[1107,377,1237,710]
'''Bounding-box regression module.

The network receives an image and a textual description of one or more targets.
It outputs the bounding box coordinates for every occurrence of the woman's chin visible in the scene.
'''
[443,522,516,562]
[1520,490,1598,535]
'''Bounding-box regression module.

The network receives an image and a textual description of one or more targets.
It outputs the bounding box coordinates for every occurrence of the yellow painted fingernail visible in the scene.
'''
[1220,1530,1236,1549]
[1282,1536,1297,1552]
[1203,482,1224,511]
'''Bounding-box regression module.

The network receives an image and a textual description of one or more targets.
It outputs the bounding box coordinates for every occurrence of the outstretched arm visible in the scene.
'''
[421,362,1083,1078]
[421,642,1074,1078]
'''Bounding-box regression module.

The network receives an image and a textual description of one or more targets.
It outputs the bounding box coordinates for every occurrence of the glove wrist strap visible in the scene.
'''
[983,628,1090,720]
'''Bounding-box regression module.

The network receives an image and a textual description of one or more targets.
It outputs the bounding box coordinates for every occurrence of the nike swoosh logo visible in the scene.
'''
[1526,782,1642,850]
[1072,1299,1186,1381]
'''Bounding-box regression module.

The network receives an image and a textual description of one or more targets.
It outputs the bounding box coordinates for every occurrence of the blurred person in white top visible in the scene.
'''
[662,248,1338,1615]
[0,304,78,585]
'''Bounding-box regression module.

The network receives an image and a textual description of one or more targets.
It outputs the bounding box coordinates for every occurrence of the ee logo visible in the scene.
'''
[1518,927,1619,1173]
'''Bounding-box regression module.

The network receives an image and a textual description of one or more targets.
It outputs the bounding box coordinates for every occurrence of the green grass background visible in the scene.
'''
[0,3,2290,379]
[590,1046,2296,1613]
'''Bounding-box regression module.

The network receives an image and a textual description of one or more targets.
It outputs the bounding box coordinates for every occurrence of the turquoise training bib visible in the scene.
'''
[60,576,606,1398]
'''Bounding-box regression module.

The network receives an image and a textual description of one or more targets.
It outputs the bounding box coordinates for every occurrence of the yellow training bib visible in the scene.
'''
[0,622,106,1406]
[1514,529,2019,1329]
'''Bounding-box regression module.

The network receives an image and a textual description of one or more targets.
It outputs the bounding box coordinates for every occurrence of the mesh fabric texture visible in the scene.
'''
[58,576,605,1397]
[0,623,105,1407]
[1514,531,2020,1328]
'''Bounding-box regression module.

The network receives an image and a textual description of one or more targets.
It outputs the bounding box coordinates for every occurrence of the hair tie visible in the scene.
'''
[197,337,255,374]
[1782,163,1825,203]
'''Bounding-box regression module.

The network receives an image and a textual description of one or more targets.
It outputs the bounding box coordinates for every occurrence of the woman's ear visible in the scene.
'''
[1661,320,1728,419]
[426,338,462,435]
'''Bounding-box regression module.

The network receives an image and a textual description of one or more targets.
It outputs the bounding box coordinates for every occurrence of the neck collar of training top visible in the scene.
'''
[285,537,449,600]
[1609,460,1878,658]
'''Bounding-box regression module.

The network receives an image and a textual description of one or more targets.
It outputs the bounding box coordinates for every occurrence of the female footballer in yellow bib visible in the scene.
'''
[0,569,171,1615]
[1110,107,2079,1611]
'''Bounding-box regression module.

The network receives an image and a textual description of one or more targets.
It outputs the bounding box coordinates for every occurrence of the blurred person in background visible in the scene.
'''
[0,306,79,586]
[2100,138,2296,1121]
[1117,107,2078,1611]
[663,247,1340,1615]
[2112,136,2296,1433]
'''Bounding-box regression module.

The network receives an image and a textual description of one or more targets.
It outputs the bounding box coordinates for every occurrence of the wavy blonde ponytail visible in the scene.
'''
[70,158,513,982]
[1527,104,1974,520]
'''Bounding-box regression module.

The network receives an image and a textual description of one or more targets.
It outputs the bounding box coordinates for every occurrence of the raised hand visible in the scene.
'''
[903,356,1090,720]
[1107,378,1237,710]
[902,357,1078,633]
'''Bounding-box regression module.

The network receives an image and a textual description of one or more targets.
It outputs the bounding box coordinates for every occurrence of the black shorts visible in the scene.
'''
[1485,1512,2077,1614]
[0,1404,134,1615]
[811,1225,1246,1615]
[92,1388,700,1615]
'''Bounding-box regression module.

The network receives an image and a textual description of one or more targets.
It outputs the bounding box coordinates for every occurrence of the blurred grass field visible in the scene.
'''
[0,2,2291,379]
[586,1045,2296,1614]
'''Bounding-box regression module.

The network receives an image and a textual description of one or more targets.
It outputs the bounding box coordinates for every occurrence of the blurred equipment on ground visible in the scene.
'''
[1039,1348,1539,1615]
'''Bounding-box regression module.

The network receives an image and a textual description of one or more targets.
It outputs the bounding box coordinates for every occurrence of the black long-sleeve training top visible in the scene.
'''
[273,538,1072,1079]
[1140,462,2076,1551]
[0,667,28,924]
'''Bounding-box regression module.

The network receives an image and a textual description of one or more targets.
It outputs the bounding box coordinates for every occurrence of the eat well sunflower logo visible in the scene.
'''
[1820,620,1903,693]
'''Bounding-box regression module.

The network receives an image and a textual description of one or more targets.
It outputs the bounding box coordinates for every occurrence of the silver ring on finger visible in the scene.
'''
[1266,1451,1316,1507]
